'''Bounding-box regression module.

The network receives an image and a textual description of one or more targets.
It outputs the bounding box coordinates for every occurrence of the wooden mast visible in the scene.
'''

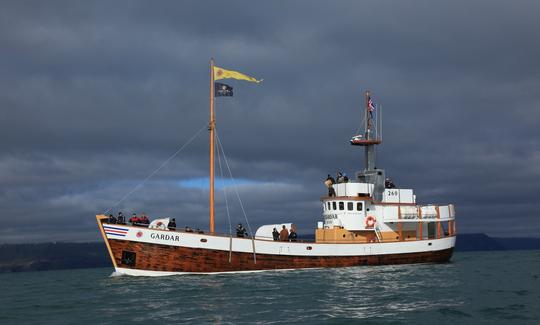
[209,59,215,233]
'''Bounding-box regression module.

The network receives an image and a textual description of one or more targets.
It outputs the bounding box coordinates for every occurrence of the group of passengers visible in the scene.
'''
[107,214,298,241]
[129,213,150,227]
[324,171,397,196]
[324,171,349,197]
[108,212,151,227]
[106,213,176,232]
[272,225,297,242]
[108,212,125,224]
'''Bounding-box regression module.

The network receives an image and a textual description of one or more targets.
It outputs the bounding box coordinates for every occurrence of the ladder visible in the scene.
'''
[374,224,383,242]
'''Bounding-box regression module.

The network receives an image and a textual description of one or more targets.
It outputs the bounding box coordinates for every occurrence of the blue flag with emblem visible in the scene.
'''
[215,82,233,97]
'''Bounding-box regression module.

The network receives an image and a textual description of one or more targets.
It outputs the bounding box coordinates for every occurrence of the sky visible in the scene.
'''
[1,0,539,243]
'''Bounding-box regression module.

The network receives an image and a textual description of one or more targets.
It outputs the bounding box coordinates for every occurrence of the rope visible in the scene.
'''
[104,123,207,215]
[216,137,233,263]
[215,129,257,264]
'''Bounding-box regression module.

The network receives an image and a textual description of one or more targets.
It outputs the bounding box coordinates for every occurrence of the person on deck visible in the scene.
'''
[336,171,345,183]
[272,228,279,241]
[168,218,176,231]
[288,229,297,242]
[129,213,139,226]
[108,214,117,224]
[385,177,396,189]
[325,174,336,197]
[236,223,247,238]
[140,215,149,226]
[279,225,289,241]
[117,212,125,224]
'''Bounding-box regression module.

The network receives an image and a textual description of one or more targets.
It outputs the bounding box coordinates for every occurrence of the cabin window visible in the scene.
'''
[347,202,353,211]
[357,202,363,211]
[327,202,331,210]
[332,202,337,210]
[339,202,344,210]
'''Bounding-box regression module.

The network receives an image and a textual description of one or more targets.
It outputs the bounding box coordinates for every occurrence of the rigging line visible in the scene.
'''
[214,130,253,234]
[216,137,233,236]
[216,139,233,263]
[104,123,207,215]
[215,129,257,264]
[355,114,366,136]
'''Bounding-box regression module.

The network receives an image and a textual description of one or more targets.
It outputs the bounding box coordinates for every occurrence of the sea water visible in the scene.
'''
[0,250,539,324]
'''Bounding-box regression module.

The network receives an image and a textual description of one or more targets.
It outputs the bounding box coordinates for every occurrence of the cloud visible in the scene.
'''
[1,0,540,243]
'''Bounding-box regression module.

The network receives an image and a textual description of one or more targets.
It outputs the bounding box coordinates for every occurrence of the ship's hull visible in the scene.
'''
[109,239,453,275]
[98,219,455,276]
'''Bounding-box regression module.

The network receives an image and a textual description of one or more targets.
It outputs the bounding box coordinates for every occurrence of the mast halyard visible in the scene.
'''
[209,59,215,233]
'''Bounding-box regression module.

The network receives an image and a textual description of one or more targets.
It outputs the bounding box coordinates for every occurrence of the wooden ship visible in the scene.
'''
[96,61,456,276]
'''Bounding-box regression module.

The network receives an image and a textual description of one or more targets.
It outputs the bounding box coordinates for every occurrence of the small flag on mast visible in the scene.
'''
[213,66,262,83]
[368,96,376,112]
[215,82,233,97]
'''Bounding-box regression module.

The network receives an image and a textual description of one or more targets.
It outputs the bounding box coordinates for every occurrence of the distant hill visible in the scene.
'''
[1,234,539,273]
[0,242,110,273]
[454,233,505,251]
[455,233,540,251]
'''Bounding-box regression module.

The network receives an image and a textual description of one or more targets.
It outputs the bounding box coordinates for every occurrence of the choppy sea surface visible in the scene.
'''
[0,250,539,324]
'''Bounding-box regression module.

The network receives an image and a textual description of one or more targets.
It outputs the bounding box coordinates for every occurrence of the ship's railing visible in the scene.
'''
[386,204,457,240]
[384,204,456,222]
[100,218,314,243]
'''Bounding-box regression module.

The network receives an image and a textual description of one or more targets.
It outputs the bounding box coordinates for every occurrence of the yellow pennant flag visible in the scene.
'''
[213,66,262,83]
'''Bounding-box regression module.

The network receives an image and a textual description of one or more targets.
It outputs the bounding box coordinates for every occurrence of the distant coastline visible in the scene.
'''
[1,233,539,273]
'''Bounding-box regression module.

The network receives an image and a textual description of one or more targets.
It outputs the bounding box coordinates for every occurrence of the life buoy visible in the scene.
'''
[365,216,376,228]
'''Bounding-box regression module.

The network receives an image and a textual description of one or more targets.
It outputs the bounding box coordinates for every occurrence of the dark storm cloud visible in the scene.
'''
[1,0,539,242]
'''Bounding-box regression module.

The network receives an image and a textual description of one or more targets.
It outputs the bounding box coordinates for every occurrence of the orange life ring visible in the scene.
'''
[365,216,376,228]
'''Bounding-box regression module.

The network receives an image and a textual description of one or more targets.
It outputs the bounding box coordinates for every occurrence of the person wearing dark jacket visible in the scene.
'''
[236,223,247,238]
[288,229,298,242]
[272,228,279,241]
[117,212,125,224]
[168,218,176,231]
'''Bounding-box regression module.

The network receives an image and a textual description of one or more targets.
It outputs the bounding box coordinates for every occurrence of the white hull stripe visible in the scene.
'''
[113,267,312,277]
[104,223,455,257]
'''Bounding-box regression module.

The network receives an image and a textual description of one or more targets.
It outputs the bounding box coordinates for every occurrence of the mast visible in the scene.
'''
[209,59,215,233]
[363,90,378,171]
[351,90,384,199]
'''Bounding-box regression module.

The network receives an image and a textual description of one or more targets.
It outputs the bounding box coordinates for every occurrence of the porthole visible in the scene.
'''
[306,246,312,250]
[200,238,207,243]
